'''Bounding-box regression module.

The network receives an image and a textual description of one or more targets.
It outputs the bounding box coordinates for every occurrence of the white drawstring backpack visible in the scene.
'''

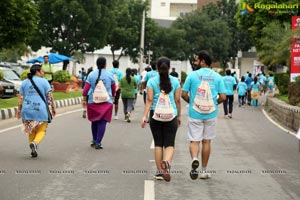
[193,80,215,114]
[153,90,175,122]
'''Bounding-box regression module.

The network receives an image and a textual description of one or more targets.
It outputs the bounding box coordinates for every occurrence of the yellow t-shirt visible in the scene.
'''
[42,63,53,80]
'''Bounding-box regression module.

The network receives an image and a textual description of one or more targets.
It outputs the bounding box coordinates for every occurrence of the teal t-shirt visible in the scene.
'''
[20,76,51,121]
[223,75,237,95]
[134,74,141,94]
[237,82,247,96]
[144,70,158,82]
[182,68,226,120]
[109,68,123,81]
[251,81,260,92]
[147,75,180,116]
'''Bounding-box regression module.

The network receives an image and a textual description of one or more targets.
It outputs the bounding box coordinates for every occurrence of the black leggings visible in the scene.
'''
[149,110,178,148]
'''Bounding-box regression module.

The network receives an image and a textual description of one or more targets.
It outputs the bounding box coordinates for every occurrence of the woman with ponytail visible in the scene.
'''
[119,68,137,122]
[17,64,56,158]
[141,57,181,182]
[250,76,261,107]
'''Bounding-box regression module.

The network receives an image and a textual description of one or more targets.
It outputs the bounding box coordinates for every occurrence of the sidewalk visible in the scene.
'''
[0,97,82,121]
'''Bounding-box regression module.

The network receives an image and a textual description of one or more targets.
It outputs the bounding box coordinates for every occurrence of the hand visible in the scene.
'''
[177,117,181,127]
[52,109,56,117]
[82,100,87,108]
[16,111,21,119]
[141,116,147,128]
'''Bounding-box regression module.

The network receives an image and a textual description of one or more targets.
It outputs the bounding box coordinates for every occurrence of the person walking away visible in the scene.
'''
[109,60,123,120]
[181,51,226,180]
[119,68,137,122]
[245,73,253,105]
[237,76,247,107]
[82,67,93,118]
[81,67,87,89]
[42,55,54,86]
[82,57,116,149]
[222,69,236,118]
[141,66,152,104]
[170,67,179,78]
[141,57,181,182]
[132,68,141,110]
[250,76,260,107]
[17,64,56,158]
[268,74,275,94]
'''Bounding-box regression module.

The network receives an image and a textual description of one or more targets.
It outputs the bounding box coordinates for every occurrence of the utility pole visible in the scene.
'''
[138,6,145,74]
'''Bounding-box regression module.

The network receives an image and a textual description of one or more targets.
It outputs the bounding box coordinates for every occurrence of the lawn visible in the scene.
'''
[0,90,82,109]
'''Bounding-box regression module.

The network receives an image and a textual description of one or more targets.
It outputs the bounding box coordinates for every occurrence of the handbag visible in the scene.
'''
[29,79,53,123]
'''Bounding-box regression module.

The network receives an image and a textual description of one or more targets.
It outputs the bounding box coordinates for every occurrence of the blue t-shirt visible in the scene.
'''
[268,76,275,86]
[245,77,253,90]
[147,75,180,116]
[86,69,115,104]
[144,70,158,82]
[20,76,51,121]
[134,74,141,94]
[251,81,260,92]
[237,82,247,96]
[223,75,237,95]
[182,68,226,120]
[109,68,123,81]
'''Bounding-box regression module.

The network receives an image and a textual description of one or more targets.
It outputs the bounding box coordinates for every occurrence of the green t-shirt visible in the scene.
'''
[119,77,136,98]
[42,63,53,81]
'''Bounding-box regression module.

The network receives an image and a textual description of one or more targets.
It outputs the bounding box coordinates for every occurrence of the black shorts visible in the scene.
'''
[149,110,178,148]
[114,89,121,105]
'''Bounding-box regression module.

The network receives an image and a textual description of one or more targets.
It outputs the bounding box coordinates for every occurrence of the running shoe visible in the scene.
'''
[30,142,38,158]
[161,160,171,182]
[199,171,211,179]
[95,144,103,150]
[190,159,199,180]
[153,173,164,180]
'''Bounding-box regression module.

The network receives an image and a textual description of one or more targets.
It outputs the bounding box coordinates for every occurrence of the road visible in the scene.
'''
[0,95,300,200]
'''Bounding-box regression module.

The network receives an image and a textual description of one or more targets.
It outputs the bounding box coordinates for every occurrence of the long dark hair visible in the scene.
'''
[254,76,258,84]
[27,64,42,79]
[157,57,171,94]
[125,68,132,84]
[96,57,106,69]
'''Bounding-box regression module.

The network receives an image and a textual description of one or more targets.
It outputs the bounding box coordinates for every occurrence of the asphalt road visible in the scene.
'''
[0,94,299,200]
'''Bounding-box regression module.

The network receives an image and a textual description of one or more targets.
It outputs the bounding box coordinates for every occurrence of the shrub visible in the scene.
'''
[20,69,30,80]
[274,73,289,95]
[0,70,3,80]
[53,70,71,83]
[181,71,187,84]
[288,76,300,106]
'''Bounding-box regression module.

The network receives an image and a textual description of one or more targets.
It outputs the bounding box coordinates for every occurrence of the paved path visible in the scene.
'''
[0,94,299,200]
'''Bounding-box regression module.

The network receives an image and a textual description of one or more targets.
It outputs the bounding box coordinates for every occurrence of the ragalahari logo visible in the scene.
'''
[240,2,254,15]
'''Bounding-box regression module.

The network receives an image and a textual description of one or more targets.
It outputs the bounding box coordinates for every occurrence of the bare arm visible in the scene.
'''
[141,87,153,128]
[217,93,226,104]
[174,88,181,127]
[181,91,189,103]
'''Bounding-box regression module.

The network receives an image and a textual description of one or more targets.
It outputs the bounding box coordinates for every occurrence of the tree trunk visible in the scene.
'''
[62,60,69,70]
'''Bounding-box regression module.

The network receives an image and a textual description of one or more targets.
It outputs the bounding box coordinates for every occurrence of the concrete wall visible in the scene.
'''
[265,97,300,131]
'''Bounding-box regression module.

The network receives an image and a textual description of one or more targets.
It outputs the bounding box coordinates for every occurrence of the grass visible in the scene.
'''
[0,90,82,109]
[274,94,289,103]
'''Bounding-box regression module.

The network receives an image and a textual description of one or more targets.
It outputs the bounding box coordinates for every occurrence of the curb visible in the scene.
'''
[0,97,82,121]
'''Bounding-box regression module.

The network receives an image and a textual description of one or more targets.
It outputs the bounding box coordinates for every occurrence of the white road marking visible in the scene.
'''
[144,180,155,200]
[150,139,154,149]
[262,109,296,137]
[0,109,83,133]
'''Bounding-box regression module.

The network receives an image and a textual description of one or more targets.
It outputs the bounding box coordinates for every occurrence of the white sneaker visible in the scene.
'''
[199,171,211,179]
[228,113,232,118]
[114,115,119,120]
[224,115,229,119]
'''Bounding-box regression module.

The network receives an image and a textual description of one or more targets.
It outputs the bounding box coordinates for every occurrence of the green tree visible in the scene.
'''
[172,11,232,68]
[107,0,146,62]
[30,0,117,57]
[0,0,38,49]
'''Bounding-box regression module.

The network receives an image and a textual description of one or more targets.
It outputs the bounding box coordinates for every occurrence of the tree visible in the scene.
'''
[172,11,232,68]
[106,0,146,62]
[0,0,38,49]
[30,0,117,57]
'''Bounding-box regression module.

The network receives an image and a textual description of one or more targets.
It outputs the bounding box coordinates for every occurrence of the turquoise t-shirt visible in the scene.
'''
[182,68,226,120]
[20,76,51,121]
[223,75,237,95]
[147,75,180,116]
[251,81,260,92]
[109,68,123,81]
[237,82,247,96]
[134,74,141,94]
[86,69,115,104]
[268,76,275,86]
[144,70,158,82]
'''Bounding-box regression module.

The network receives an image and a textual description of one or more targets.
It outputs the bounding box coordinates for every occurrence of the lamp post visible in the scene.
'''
[138,8,145,74]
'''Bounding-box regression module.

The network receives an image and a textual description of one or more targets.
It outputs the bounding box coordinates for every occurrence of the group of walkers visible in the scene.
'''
[17,50,275,183]
[222,69,275,119]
